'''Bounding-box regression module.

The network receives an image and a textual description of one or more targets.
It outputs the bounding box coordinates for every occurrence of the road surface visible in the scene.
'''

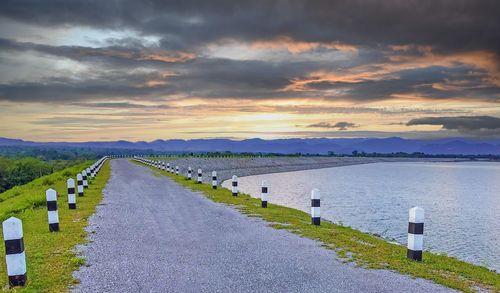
[73,159,453,292]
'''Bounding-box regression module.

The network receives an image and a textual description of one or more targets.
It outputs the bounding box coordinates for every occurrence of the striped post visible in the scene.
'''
[231,175,238,196]
[2,217,27,287]
[187,167,192,180]
[67,178,76,209]
[175,166,179,175]
[86,168,91,183]
[82,170,88,189]
[261,180,268,208]
[77,174,84,196]
[46,188,59,232]
[90,164,95,179]
[162,162,165,171]
[311,188,320,225]
[167,163,171,172]
[197,169,202,183]
[407,206,424,261]
[212,171,217,189]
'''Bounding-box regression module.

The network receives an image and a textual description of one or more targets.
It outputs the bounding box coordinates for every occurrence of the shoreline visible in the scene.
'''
[153,156,467,183]
[133,159,500,292]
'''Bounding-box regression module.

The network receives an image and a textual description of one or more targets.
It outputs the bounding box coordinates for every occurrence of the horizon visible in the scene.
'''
[1,1,499,141]
[2,135,500,144]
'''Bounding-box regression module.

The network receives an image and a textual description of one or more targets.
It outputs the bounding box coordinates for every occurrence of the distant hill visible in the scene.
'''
[0,137,499,155]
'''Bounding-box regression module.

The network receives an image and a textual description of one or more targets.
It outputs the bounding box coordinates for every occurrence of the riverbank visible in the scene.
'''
[134,159,500,292]
[150,156,463,183]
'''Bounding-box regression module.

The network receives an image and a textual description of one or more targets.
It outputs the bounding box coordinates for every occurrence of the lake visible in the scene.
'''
[222,161,500,271]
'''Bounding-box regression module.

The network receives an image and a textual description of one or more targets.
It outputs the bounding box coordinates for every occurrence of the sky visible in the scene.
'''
[0,0,499,142]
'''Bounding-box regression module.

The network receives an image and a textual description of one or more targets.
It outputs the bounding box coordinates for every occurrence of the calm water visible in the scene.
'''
[222,162,500,271]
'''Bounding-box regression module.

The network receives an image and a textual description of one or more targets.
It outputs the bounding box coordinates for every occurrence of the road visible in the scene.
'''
[73,159,453,292]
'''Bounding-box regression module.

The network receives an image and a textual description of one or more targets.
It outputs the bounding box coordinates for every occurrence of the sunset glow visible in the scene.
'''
[0,1,499,141]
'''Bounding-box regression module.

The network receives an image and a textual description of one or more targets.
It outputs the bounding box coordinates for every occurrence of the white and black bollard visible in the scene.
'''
[86,168,91,184]
[407,206,424,261]
[82,170,88,189]
[187,167,192,180]
[161,162,165,171]
[311,188,320,225]
[261,180,268,208]
[46,188,60,232]
[197,169,202,183]
[67,178,76,209]
[212,171,217,189]
[2,217,27,287]
[231,175,238,196]
[90,164,96,179]
[167,163,171,172]
[77,173,84,196]
[175,166,179,175]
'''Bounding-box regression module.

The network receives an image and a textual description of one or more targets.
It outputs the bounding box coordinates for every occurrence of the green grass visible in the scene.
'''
[0,161,110,292]
[134,160,500,292]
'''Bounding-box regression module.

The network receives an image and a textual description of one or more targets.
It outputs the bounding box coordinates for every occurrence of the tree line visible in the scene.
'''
[0,157,80,193]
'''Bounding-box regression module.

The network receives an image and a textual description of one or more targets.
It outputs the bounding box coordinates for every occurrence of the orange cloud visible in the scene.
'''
[74,47,195,63]
[138,51,196,63]
[282,68,395,92]
[282,47,500,94]
[387,47,500,86]
[251,36,358,54]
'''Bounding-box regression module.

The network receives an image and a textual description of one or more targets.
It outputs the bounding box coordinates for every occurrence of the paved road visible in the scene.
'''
[73,159,453,292]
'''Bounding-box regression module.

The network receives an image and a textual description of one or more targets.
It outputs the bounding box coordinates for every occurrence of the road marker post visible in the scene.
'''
[2,217,27,287]
[46,188,60,232]
[212,171,217,189]
[197,169,202,183]
[77,173,84,196]
[407,206,424,261]
[67,178,76,209]
[187,167,192,180]
[261,180,268,208]
[232,175,238,196]
[82,170,88,189]
[86,168,91,184]
[311,189,320,225]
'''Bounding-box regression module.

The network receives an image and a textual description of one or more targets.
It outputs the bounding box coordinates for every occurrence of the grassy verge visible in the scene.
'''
[134,160,499,292]
[0,161,110,292]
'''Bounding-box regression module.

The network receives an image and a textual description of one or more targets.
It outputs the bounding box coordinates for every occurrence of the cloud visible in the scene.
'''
[1,1,499,54]
[0,1,499,141]
[406,116,500,136]
[307,121,359,130]
[0,38,195,65]
[71,102,170,109]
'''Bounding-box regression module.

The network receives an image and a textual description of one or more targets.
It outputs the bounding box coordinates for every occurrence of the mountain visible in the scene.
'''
[0,137,499,155]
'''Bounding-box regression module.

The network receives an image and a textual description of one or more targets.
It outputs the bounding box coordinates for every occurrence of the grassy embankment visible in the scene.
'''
[134,160,499,292]
[0,161,110,292]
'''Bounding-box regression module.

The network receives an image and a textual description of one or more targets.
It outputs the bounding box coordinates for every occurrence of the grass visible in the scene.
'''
[0,161,110,292]
[134,160,500,292]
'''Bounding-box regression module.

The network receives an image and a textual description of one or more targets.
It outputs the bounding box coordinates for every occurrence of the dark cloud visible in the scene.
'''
[307,121,358,130]
[0,71,175,102]
[0,38,195,67]
[406,116,500,136]
[1,0,499,54]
